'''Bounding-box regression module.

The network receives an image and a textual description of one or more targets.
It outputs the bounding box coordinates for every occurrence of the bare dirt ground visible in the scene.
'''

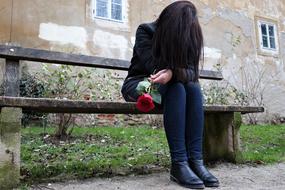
[30,163,285,190]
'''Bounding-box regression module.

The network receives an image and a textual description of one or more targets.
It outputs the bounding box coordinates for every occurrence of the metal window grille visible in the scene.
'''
[258,21,278,51]
[93,0,123,22]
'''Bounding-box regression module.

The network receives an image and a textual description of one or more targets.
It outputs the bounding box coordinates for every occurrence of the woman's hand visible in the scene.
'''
[148,69,173,84]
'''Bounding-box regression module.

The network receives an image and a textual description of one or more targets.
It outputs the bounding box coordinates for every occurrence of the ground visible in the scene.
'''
[29,162,285,190]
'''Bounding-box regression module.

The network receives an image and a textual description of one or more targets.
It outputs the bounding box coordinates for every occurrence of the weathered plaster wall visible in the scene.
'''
[0,0,284,121]
[0,0,11,42]
[192,0,285,120]
[0,0,133,59]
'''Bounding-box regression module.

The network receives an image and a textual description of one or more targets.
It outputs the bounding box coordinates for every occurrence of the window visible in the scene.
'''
[257,20,278,53]
[93,0,125,22]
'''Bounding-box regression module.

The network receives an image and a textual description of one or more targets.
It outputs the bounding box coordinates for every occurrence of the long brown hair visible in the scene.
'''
[152,1,204,82]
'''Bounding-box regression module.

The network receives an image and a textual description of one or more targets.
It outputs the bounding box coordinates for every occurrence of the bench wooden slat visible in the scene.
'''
[0,45,223,80]
[0,96,264,114]
[3,59,20,96]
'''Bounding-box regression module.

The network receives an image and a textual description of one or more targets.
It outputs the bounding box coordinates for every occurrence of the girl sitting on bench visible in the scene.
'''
[121,1,219,189]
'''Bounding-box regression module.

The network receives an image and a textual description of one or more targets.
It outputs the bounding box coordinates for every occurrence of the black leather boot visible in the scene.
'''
[170,161,205,189]
[188,159,219,187]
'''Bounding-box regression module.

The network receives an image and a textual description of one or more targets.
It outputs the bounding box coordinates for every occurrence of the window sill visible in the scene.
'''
[257,48,280,58]
[93,16,125,24]
[90,16,130,32]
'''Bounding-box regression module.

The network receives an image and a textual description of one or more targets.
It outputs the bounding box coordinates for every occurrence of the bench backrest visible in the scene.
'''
[0,44,223,97]
[0,45,265,115]
[0,45,223,80]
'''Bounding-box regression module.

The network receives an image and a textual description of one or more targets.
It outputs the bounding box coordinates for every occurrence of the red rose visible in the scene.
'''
[136,93,155,112]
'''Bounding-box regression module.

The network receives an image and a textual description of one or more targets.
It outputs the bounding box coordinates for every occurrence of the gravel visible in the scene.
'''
[30,163,285,190]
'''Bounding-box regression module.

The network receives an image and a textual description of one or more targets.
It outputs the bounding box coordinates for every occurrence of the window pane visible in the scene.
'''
[96,0,108,18]
[262,35,268,48]
[112,0,122,4]
[111,1,122,20]
[269,37,276,49]
[261,24,267,35]
[268,25,275,37]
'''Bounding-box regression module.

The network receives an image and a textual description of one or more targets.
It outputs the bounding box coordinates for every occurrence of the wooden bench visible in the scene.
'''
[0,45,264,188]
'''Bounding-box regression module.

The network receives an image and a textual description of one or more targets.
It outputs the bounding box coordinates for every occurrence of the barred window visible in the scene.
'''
[96,0,108,18]
[111,0,122,20]
[257,20,278,52]
[93,0,124,22]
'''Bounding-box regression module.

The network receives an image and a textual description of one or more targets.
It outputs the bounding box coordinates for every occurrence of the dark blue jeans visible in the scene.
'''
[121,79,204,162]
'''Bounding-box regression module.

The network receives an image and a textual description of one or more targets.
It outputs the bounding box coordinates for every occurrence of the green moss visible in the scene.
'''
[203,113,236,162]
[0,123,21,133]
[234,150,244,164]
[0,162,20,189]
[0,108,22,123]
[0,108,22,133]
[0,132,21,147]
[233,112,242,129]
[232,112,243,162]
[0,107,22,146]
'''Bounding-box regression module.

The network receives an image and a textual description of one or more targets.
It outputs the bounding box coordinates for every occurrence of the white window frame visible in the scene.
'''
[257,20,279,53]
[92,0,126,23]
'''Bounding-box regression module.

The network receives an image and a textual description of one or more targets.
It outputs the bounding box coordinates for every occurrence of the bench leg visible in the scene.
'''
[203,112,242,162]
[0,107,22,189]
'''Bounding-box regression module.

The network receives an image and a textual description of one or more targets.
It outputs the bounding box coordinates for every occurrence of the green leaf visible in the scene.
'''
[136,81,151,94]
[150,90,161,104]
[143,77,149,82]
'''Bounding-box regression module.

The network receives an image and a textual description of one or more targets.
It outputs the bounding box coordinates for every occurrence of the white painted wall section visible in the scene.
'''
[39,23,87,48]
[204,47,222,59]
[93,30,128,49]
[93,29,129,59]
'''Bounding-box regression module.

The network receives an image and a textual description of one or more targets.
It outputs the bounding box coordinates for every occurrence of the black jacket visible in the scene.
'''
[125,22,195,82]
[126,22,158,79]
